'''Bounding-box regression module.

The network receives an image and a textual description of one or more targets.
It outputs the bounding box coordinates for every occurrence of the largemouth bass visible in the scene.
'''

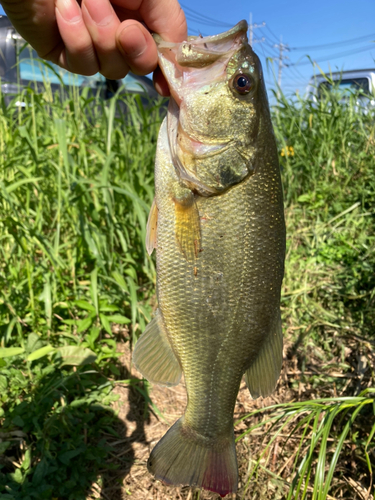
[133,20,285,497]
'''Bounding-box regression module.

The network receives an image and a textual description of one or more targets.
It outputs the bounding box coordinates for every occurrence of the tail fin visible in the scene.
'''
[147,417,238,497]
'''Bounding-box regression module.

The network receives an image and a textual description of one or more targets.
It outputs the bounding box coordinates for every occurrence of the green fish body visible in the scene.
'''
[133,20,285,497]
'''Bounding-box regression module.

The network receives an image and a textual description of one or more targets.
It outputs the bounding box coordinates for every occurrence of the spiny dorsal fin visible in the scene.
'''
[132,309,182,387]
[146,198,158,255]
[244,311,283,399]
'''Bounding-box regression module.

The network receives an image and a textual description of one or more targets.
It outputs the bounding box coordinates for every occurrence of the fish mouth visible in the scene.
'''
[155,20,248,68]
[155,21,249,105]
[158,22,250,196]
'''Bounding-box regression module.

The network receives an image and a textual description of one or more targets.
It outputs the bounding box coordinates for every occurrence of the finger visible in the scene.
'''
[1,0,62,61]
[153,66,170,97]
[116,21,158,76]
[112,0,187,43]
[112,0,187,42]
[82,0,130,79]
[140,0,187,42]
[55,0,99,75]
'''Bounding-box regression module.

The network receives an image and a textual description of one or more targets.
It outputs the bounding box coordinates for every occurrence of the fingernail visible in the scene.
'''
[83,0,113,27]
[119,24,147,58]
[55,0,81,23]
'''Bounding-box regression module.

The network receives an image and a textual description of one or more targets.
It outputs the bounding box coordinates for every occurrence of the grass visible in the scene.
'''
[0,79,164,498]
[0,68,374,499]
[234,82,375,499]
[236,390,375,499]
[276,83,375,362]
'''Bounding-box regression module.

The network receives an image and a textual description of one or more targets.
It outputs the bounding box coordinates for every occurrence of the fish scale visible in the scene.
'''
[133,20,285,496]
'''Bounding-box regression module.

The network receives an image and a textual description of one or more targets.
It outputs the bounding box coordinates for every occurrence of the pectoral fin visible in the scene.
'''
[174,192,201,261]
[146,198,158,255]
[244,312,283,399]
[132,309,182,387]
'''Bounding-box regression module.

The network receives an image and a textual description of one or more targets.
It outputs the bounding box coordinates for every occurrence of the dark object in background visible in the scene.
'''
[0,15,158,106]
[105,79,119,99]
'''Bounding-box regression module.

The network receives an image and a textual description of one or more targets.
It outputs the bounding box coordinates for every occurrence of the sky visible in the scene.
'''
[180,0,375,95]
[1,0,375,95]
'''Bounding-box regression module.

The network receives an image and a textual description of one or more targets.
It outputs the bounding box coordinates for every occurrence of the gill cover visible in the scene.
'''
[156,21,264,197]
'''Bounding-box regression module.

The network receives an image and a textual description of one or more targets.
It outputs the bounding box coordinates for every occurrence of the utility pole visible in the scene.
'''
[248,13,265,47]
[274,35,289,96]
[278,35,283,88]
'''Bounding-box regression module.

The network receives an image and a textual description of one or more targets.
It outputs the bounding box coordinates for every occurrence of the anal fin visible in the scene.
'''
[146,198,158,255]
[174,193,201,261]
[244,311,283,399]
[132,309,182,387]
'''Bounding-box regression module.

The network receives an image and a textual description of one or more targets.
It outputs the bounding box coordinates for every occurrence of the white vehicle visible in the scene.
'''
[307,69,375,106]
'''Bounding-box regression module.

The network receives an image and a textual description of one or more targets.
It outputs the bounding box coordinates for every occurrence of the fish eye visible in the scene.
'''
[231,72,255,95]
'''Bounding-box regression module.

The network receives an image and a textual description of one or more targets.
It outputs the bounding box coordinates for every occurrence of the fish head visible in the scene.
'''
[156,21,272,196]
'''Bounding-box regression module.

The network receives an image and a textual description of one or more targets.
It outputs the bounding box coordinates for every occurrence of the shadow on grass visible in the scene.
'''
[0,362,149,500]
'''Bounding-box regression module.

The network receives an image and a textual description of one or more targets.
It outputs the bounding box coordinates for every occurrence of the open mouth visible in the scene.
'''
[156,20,248,68]
[155,21,249,106]
[156,22,250,197]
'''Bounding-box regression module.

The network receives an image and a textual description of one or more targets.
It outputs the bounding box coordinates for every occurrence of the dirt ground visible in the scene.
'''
[93,333,373,500]
[89,340,295,500]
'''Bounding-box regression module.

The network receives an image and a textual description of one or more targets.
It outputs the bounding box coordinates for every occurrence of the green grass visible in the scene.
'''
[0,72,374,499]
[277,84,375,359]
[235,83,375,499]
[0,82,164,498]
[236,390,375,499]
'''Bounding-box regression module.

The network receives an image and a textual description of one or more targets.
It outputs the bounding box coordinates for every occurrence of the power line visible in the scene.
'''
[178,9,374,91]
[289,32,375,51]
[287,64,307,83]
[180,4,233,28]
[257,40,272,63]
[188,28,209,37]
[264,24,281,45]
[185,14,231,28]
[253,37,265,43]
[288,44,375,67]
[284,70,307,87]
[264,40,280,55]
[258,45,280,59]
[274,36,289,93]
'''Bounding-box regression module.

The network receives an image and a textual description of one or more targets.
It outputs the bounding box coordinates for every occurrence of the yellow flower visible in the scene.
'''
[280,146,294,157]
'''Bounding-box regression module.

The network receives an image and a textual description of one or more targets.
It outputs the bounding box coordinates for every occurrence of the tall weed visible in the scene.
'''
[239,85,375,499]
[0,70,374,499]
[0,84,164,498]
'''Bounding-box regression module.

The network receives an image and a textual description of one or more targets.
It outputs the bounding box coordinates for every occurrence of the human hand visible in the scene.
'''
[0,0,187,95]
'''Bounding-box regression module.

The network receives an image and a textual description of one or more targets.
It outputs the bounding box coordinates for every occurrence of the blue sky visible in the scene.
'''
[180,0,375,95]
[1,0,375,95]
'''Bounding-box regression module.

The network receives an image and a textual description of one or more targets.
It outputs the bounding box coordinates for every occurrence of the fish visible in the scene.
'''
[132,20,286,497]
